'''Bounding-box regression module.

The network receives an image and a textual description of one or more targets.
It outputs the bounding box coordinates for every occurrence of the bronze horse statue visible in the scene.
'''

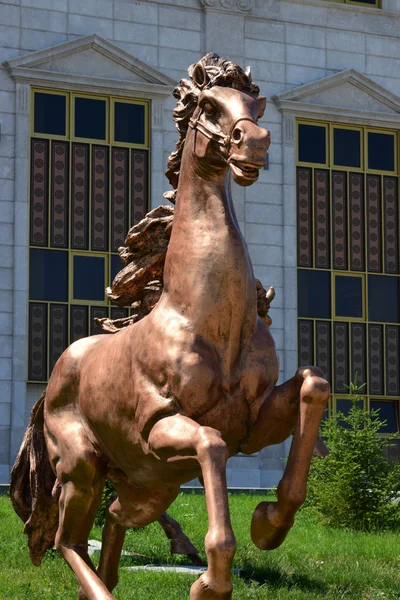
[11,53,330,600]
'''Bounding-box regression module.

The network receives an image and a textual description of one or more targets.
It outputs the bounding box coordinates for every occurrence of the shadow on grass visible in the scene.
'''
[241,562,328,594]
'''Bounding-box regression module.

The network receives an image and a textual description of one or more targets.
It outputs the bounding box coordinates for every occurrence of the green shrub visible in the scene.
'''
[306,381,400,531]
[95,479,116,527]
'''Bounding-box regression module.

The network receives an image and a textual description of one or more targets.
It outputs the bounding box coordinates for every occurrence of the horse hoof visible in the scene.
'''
[251,501,294,551]
[190,575,232,599]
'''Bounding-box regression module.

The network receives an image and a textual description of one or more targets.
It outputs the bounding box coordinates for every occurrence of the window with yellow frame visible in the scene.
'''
[296,119,400,436]
[326,0,380,7]
[28,88,150,382]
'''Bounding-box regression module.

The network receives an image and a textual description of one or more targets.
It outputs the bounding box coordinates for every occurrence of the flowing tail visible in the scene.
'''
[9,391,61,566]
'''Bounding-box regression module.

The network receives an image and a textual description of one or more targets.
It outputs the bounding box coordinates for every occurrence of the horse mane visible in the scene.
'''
[164,52,260,203]
[98,207,275,334]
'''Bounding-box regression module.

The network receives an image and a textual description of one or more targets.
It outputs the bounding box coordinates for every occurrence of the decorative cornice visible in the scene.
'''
[273,69,400,114]
[3,34,176,99]
[200,0,254,12]
[273,69,400,130]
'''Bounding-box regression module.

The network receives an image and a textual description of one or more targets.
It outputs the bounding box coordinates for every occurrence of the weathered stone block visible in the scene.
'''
[327,50,365,72]
[286,65,326,87]
[248,243,283,267]
[246,202,282,226]
[0,224,13,245]
[21,29,67,51]
[0,313,12,336]
[114,0,158,25]
[285,23,325,49]
[21,0,67,11]
[69,0,112,18]
[226,467,261,488]
[0,428,10,464]
[160,27,201,51]
[0,402,10,426]
[245,223,283,246]
[0,25,20,48]
[115,41,158,67]
[287,44,325,69]
[159,6,201,31]
[0,4,20,27]
[0,335,12,358]
[0,202,13,224]
[21,7,67,33]
[327,29,365,53]
[245,18,285,43]
[0,358,12,380]
[245,39,285,63]
[114,20,158,45]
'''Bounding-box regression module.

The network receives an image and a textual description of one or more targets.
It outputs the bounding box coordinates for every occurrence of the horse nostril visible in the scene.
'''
[232,127,243,144]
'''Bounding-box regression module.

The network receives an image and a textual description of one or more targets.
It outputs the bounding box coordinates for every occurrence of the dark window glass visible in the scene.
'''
[111,254,123,283]
[336,398,364,428]
[34,92,66,136]
[335,276,363,318]
[368,132,395,172]
[114,102,145,145]
[298,270,331,318]
[333,128,361,168]
[298,124,326,164]
[30,249,68,301]
[73,256,105,301]
[368,275,400,323]
[337,398,364,415]
[370,401,398,434]
[74,97,106,140]
[354,0,377,5]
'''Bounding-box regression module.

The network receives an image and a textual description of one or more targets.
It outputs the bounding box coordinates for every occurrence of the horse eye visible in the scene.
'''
[257,109,265,120]
[203,102,215,116]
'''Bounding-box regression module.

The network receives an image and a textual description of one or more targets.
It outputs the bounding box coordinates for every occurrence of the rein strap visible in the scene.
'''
[189,112,258,154]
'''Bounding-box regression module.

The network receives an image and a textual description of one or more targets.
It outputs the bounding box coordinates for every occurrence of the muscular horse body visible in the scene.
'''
[11,54,329,600]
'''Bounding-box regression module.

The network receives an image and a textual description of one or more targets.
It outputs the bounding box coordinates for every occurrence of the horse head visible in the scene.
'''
[166,53,271,195]
[189,64,270,186]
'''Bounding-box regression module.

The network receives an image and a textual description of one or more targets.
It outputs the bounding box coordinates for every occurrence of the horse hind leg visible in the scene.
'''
[158,513,204,566]
[46,417,110,600]
[96,480,180,594]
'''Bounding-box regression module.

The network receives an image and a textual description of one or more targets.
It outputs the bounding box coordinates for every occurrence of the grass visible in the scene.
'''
[1,493,400,599]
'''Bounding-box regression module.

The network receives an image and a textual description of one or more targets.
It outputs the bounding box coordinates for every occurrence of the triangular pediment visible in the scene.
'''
[4,34,175,96]
[273,69,400,116]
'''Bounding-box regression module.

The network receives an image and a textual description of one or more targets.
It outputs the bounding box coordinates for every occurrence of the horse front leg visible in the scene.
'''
[148,415,236,600]
[241,367,330,551]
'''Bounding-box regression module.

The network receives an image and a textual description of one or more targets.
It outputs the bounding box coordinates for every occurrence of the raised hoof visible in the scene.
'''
[251,501,294,551]
[190,575,232,600]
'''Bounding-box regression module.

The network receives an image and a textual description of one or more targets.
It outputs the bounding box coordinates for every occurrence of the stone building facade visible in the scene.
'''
[1,0,400,487]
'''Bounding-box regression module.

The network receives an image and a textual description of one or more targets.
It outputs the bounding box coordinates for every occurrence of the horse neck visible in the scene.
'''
[163,132,257,341]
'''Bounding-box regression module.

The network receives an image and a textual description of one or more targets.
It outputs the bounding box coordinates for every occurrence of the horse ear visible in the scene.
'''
[192,62,209,89]
[245,66,252,81]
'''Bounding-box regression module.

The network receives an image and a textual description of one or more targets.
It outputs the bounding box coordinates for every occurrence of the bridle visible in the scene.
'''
[188,109,257,157]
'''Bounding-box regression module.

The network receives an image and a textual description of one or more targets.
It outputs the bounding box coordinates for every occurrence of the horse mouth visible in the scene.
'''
[229,158,264,184]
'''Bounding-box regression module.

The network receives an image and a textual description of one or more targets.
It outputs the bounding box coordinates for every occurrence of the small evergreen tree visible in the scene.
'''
[306,380,400,531]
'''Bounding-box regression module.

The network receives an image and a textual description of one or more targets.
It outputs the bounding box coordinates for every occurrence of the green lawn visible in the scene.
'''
[1,493,399,599]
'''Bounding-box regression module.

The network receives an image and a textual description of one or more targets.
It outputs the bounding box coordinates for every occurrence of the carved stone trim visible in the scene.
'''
[200,0,254,12]
[16,83,29,114]
[283,116,294,146]
[152,100,164,130]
